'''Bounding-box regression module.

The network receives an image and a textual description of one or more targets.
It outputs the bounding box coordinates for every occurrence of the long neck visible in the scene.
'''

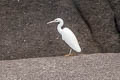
[57,21,64,35]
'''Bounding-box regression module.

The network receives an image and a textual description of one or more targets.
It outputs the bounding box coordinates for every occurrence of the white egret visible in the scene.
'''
[47,18,81,56]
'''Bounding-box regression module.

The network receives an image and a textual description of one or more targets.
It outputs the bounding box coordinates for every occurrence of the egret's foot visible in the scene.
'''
[64,53,76,56]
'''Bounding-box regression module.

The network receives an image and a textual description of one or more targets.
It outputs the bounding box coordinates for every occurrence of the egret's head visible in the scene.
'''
[47,18,63,24]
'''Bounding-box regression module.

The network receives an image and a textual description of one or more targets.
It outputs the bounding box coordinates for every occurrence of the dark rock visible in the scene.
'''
[0,0,101,60]
[0,0,120,60]
[73,0,120,52]
[108,0,120,33]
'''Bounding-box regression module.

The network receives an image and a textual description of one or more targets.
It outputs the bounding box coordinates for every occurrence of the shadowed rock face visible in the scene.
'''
[73,0,120,52]
[108,0,120,33]
[0,0,120,60]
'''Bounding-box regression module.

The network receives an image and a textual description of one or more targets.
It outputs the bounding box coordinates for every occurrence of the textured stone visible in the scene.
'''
[0,53,120,80]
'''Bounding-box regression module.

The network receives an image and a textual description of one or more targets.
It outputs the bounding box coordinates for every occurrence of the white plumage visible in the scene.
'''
[47,18,81,56]
[61,27,81,52]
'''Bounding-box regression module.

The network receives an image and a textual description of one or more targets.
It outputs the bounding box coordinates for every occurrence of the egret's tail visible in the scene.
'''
[76,47,81,52]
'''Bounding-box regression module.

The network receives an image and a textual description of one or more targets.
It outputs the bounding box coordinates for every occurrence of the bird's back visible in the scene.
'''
[61,27,81,52]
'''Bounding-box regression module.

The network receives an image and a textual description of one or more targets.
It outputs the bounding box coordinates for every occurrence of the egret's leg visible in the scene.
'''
[64,49,75,56]
[69,49,72,55]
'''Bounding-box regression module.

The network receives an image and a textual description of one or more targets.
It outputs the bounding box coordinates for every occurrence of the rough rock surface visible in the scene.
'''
[108,0,120,32]
[0,53,120,80]
[0,0,120,60]
[73,0,120,52]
